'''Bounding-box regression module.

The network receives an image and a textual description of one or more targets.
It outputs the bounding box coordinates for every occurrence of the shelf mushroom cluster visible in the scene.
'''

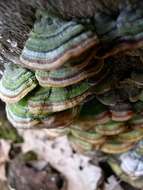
[68,97,143,154]
[0,9,101,129]
[1,3,143,187]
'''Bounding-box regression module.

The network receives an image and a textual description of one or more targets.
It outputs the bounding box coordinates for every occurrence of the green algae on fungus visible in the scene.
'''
[28,81,90,114]
[95,120,126,136]
[70,128,106,145]
[0,64,37,103]
[101,139,135,154]
[35,57,102,87]
[20,9,98,71]
[79,97,110,124]
[6,96,80,129]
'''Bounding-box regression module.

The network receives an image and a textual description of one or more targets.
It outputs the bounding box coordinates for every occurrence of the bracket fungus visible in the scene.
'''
[1,1,143,189]
[20,9,98,71]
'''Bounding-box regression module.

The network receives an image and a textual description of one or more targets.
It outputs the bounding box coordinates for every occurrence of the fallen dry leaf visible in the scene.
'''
[104,176,123,190]
[19,129,102,190]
